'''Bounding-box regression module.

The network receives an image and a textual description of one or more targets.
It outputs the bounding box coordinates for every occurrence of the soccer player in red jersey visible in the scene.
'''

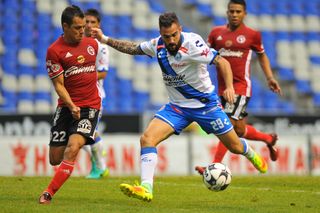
[195,0,282,175]
[39,5,102,204]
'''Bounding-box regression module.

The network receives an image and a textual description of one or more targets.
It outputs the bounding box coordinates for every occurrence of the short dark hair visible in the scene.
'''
[61,5,84,27]
[159,12,180,28]
[228,0,246,11]
[85,8,101,23]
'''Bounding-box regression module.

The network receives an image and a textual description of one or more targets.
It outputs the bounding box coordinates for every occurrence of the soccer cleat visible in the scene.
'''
[86,168,109,179]
[101,168,109,177]
[267,134,278,161]
[39,191,52,204]
[120,183,153,202]
[247,152,268,173]
[195,166,206,175]
[86,155,109,179]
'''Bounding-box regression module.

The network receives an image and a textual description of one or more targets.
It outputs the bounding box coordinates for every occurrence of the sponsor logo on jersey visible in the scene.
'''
[64,65,96,77]
[77,119,92,134]
[217,35,223,41]
[65,52,73,58]
[219,48,243,58]
[77,55,85,64]
[87,45,95,55]
[89,108,97,119]
[236,35,246,44]
[163,73,186,87]
[225,40,232,47]
[172,62,187,68]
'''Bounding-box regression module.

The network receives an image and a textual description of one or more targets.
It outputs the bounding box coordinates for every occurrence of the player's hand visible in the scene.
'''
[91,27,103,41]
[223,87,235,104]
[268,78,282,95]
[70,106,81,120]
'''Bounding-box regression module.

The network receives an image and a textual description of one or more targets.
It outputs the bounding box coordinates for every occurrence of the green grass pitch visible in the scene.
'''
[1,176,319,213]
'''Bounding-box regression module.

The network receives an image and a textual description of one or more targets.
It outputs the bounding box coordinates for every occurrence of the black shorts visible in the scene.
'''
[49,107,100,147]
[220,95,250,120]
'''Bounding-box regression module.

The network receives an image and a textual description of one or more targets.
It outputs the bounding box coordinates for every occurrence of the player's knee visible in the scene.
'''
[49,158,62,166]
[140,133,156,147]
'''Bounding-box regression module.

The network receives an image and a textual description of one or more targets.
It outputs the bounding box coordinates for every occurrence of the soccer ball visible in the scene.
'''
[202,163,232,191]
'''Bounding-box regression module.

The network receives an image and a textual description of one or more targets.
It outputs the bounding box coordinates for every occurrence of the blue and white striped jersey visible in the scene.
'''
[140,32,219,108]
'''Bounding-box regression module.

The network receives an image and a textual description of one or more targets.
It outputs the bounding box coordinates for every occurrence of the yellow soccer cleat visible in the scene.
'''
[247,152,268,173]
[120,183,153,202]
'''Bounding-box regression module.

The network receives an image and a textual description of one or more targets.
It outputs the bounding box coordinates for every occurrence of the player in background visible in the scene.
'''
[83,8,109,179]
[92,12,268,202]
[39,5,103,204]
[195,0,282,175]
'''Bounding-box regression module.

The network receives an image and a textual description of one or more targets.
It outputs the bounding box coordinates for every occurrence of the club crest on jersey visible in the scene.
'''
[236,35,246,44]
[87,45,95,55]
[201,48,210,57]
[50,64,61,73]
[77,119,92,134]
[77,55,85,64]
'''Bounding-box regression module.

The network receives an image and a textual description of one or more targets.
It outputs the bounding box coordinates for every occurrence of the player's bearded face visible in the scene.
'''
[160,23,182,55]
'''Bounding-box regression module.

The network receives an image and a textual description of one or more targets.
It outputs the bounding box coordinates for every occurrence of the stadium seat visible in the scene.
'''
[313,93,320,107]
[0,0,319,114]
[1,90,17,112]
[134,91,150,112]
[295,80,312,94]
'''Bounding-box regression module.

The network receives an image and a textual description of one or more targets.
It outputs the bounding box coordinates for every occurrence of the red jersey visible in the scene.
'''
[208,24,264,97]
[46,36,101,109]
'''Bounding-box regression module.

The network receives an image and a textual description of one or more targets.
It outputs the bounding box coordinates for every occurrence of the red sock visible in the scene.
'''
[46,160,74,196]
[213,141,228,163]
[243,125,272,144]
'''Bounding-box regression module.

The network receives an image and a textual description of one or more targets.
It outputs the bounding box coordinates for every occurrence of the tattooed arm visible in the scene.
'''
[105,38,145,55]
[91,27,145,55]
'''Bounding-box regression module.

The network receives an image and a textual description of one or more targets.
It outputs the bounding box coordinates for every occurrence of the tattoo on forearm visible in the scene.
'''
[107,38,144,55]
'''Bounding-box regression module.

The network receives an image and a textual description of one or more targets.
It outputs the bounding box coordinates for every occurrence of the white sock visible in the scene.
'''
[240,138,255,158]
[82,145,92,155]
[91,137,106,170]
[140,147,157,189]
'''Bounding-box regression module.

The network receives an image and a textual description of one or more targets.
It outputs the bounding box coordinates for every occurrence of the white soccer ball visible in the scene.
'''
[202,163,232,191]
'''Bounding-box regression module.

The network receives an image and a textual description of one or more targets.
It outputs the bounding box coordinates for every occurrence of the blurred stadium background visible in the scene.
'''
[0,0,320,176]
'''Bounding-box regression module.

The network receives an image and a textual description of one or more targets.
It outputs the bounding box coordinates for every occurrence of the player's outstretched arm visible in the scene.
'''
[91,27,145,56]
[214,56,235,103]
[257,52,282,95]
